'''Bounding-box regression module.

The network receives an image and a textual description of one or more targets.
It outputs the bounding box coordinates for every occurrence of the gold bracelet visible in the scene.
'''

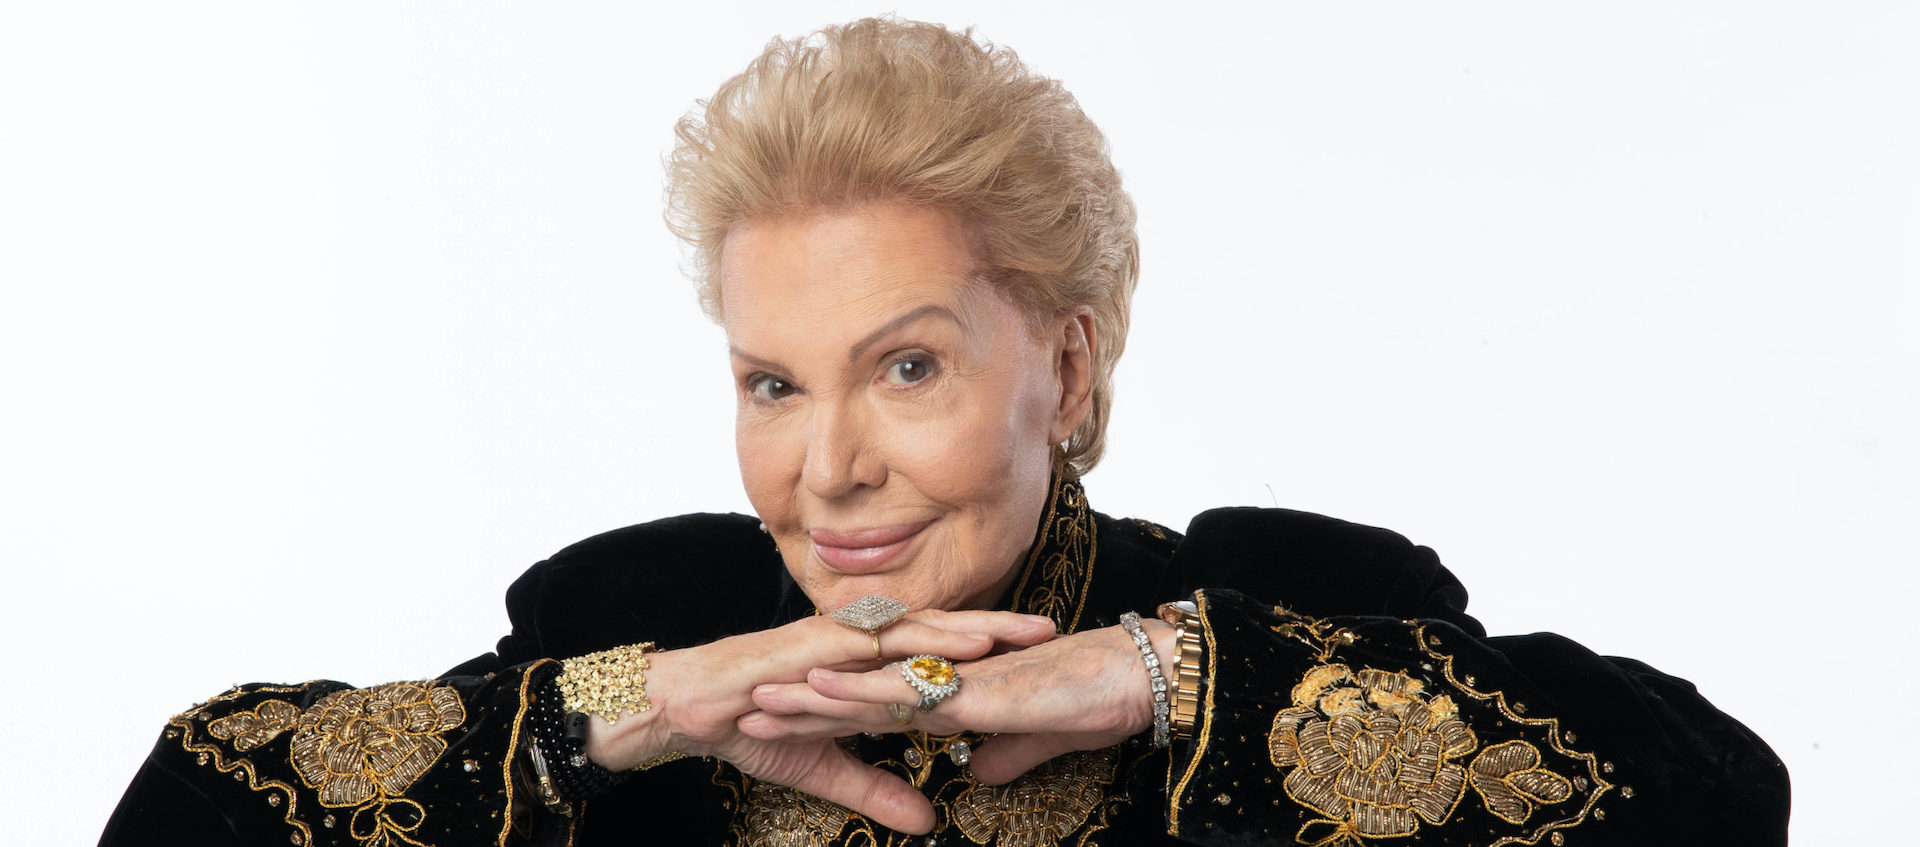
[1156,600,1204,740]
[556,642,657,725]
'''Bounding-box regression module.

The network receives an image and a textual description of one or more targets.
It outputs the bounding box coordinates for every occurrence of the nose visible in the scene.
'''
[802,398,885,499]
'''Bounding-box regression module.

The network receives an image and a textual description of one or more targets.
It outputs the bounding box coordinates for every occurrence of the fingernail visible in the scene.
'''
[754,684,779,697]
[1025,615,1057,626]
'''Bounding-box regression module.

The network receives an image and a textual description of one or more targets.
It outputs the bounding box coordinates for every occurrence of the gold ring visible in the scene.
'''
[886,702,914,726]
[870,632,883,660]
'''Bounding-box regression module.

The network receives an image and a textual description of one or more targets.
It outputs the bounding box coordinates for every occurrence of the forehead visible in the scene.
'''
[717,204,981,342]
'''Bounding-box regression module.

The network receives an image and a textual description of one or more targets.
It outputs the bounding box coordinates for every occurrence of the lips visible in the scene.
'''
[810,521,931,573]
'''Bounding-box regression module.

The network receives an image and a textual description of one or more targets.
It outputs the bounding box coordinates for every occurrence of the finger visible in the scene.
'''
[965,733,1083,785]
[782,746,937,834]
[805,667,921,706]
[910,610,1058,646]
[873,620,996,662]
[751,682,875,717]
[736,709,875,741]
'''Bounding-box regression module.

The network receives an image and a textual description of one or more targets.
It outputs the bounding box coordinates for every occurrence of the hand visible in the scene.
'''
[583,610,1057,833]
[739,618,1176,785]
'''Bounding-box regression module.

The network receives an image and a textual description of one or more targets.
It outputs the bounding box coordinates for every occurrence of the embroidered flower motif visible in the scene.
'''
[208,699,301,751]
[1270,665,1476,839]
[1470,740,1574,824]
[951,748,1116,847]
[288,681,465,808]
[738,782,857,847]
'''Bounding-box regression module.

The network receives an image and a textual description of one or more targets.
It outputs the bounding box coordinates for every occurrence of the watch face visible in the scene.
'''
[1157,599,1200,625]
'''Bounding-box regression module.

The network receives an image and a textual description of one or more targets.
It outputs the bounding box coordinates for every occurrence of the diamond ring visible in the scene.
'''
[830,595,910,633]
[899,655,961,712]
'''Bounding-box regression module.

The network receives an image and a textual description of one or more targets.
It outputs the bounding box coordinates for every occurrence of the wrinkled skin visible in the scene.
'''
[587,204,1174,835]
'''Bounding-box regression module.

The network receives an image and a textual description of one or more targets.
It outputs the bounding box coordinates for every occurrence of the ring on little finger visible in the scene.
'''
[898,655,960,712]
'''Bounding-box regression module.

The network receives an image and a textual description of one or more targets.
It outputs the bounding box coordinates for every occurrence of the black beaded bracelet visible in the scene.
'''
[525,664,627,808]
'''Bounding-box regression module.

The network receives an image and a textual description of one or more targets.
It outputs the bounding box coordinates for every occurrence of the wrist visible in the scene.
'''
[581,648,681,771]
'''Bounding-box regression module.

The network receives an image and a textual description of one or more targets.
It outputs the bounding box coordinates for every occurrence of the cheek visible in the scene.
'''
[735,412,802,526]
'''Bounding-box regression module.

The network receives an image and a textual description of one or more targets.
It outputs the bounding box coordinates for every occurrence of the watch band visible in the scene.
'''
[1156,598,1205,740]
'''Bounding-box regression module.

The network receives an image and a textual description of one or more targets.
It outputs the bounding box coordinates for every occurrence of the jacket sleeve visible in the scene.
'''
[99,513,777,847]
[98,666,576,847]
[1156,510,1789,846]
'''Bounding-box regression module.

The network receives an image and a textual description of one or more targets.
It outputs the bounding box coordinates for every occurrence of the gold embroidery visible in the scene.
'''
[173,685,318,846]
[1269,664,1473,840]
[1470,741,1574,824]
[737,781,864,847]
[1271,607,1358,662]
[209,700,301,751]
[1007,474,1097,635]
[272,681,467,847]
[950,748,1115,847]
[1254,623,1609,846]
[1167,590,1220,835]
[289,682,466,807]
[1416,624,1615,847]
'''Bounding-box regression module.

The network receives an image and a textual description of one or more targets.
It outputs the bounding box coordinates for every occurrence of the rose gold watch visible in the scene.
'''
[1155,598,1205,740]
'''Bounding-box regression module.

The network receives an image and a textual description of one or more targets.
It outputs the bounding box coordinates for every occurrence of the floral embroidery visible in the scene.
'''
[279,681,466,847]
[950,748,1116,847]
[736,781,862,847]
[1470,741,1573,824]
[1270,664,1475,840]
[208,699,301,751]
[1271,659,1586,845]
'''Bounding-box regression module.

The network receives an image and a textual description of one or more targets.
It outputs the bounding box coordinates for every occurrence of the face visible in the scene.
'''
[720,202,1094,613]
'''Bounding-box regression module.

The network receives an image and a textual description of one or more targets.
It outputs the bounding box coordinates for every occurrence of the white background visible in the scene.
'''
[3,3,1913,844]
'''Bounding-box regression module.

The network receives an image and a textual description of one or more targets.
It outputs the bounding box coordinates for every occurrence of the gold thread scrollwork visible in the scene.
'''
[1007,474,1097,635]
[1415,624,1615,847]
[1270,607,1357,661]
[950,748,1116,847]
[173,684,318,846]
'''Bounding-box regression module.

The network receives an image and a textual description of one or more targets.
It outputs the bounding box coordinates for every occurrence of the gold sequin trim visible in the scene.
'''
[557,642,656,723]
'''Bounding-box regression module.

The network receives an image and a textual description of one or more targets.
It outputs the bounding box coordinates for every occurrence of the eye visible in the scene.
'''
[884,357,934,386]
[748,375,798,402]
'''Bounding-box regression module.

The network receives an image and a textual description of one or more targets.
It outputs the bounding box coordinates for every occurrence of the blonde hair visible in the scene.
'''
[665,17,1138,476]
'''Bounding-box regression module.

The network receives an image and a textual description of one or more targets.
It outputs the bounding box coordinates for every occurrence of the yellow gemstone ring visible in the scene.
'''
[899,655,961,712]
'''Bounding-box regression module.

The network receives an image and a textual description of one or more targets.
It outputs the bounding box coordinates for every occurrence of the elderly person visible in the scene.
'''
[101,17,1786,847]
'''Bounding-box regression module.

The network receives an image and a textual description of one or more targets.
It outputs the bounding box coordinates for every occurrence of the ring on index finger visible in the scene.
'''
[830,595,910,635]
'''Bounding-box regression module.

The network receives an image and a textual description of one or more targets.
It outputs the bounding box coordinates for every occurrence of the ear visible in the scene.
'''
[1048,308,1097,446]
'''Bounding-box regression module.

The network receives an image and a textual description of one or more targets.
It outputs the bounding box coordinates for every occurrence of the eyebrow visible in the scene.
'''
[847,305,964,362]
[728,304,966,370]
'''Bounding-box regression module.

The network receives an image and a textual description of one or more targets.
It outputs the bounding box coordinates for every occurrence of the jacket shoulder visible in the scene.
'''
[1170,507,1477,630]
[499,513,785,660]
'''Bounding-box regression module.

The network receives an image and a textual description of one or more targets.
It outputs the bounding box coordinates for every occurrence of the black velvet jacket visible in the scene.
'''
[101,477,1788,846]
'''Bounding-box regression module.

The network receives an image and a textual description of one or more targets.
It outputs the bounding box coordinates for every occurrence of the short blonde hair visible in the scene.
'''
[665,17,1138,476]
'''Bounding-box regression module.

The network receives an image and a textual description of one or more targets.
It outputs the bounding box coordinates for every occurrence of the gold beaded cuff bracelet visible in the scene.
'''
[556,642,657,724]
